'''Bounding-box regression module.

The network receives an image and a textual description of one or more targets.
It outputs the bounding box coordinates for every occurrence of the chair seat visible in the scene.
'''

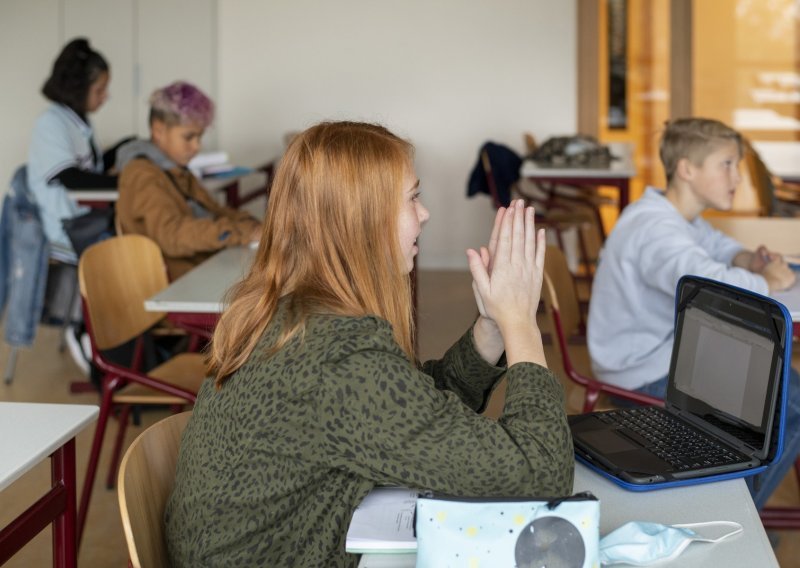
[113,353,207,405]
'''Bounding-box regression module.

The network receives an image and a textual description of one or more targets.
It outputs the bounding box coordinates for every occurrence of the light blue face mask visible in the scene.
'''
[599,520,743,566]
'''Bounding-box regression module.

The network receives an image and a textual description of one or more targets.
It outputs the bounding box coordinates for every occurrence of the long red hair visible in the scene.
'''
[209,121,415,387]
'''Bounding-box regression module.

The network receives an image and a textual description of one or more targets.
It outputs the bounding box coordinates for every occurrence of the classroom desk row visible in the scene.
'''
[68,167,270,209]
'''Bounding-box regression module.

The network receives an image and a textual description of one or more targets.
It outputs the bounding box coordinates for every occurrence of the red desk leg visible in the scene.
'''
[222,181,241,209]
[0,438,77,568]
[617,179,630,210]
[52,439,77,568]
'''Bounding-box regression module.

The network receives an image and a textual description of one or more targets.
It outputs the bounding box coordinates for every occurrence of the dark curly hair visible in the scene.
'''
[41,38,108,115]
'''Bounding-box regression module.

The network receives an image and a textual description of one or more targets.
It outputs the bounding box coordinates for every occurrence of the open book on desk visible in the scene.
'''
[346,487,418,554]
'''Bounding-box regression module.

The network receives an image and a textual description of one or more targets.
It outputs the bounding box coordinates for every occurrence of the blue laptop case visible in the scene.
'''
[569,275,792,491]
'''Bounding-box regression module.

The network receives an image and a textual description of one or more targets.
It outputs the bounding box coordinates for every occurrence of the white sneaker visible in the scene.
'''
[80,332,93,362]
[64,326,90,376]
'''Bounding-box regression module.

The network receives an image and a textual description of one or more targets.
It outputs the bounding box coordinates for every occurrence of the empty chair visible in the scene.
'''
[521,131,613,233]
[541,245,663,413]
[743,139,800,217]
[118,411,191,568]
[469,142,597,278]
[77,235,206,545]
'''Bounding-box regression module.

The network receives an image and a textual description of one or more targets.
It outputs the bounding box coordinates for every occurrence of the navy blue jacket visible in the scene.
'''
[467,142,522,208]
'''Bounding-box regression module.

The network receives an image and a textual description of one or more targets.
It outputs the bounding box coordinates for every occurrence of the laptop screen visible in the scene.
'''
[667,285,784,456]
[673,306,775,427]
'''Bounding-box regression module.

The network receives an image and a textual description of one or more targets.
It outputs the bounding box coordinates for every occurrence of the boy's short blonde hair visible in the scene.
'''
[659,118,743,184]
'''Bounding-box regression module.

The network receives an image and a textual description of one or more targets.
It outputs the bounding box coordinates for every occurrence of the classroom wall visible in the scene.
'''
[0,1,62,192]
[0,0,577,270]
[217,0,577,268]
[0,0,216,195]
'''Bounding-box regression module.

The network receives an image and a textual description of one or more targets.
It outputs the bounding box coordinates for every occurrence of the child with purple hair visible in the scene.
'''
[116,81,260,279]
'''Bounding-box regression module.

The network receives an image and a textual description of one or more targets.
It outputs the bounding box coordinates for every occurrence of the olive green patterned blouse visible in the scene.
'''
[165,308,574,567]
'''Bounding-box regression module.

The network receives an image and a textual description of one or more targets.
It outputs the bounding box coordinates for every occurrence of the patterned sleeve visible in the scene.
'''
[420,326,506,413]
[314,328,574,498]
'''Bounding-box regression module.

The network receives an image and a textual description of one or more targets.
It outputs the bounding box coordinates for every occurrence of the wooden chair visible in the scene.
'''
[516,135,610,286]
[481,149,597,276]
[743,139,800,217]
[118,411,191,568]
[541,245,663,412]
[520,131,614,237]
[77,235,206,546]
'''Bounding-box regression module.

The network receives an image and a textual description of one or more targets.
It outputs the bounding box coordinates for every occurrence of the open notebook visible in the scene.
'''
[570,276,792,491]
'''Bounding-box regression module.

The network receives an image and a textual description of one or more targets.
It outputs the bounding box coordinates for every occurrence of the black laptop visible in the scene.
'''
[570,275,792,490]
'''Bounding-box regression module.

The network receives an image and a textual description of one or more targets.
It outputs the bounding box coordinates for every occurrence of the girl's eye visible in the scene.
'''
[412,192,421,202]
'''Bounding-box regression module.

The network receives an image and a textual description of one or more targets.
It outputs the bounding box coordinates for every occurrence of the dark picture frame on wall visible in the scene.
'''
[608,0,627,129]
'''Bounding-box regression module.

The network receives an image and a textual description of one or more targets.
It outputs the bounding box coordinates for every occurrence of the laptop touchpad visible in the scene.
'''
[580,430,640,454]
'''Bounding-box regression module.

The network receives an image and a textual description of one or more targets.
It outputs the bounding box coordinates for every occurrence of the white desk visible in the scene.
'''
[358,462,776,568]
[773,279,800,322]
[144,246,255,314]
[520,142,637,209]
[0,402,98,568]
[68,167,267,207]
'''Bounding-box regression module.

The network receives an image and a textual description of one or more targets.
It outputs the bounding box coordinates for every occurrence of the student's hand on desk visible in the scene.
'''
[747,245,781,274]
[467,200,547,367]
[763,258,796,292]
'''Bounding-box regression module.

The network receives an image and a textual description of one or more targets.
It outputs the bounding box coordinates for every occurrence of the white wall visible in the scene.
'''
[0,0,216,201]
[217,0,577,269]
[0,0,61,189]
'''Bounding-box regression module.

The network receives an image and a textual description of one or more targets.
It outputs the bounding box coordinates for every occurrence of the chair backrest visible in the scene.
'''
[542,245,665,413]
[742,139,774,216]
[78,235,168,350]
[114,213,124,236]
[542,245,583,340]
[118,411,192,568]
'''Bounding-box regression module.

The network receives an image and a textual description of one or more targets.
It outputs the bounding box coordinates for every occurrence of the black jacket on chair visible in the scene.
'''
[467,141,522,208]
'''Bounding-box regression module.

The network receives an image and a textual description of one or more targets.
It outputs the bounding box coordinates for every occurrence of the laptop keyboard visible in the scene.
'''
[598,407,750,472]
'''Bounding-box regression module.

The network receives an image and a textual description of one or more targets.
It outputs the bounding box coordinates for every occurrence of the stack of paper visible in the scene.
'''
[187,151,229,177]
[345,487,418,554]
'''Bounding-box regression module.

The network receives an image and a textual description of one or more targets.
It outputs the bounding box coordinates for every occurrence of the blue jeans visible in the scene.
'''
[0,180,49,348]
[631,369,800,510]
